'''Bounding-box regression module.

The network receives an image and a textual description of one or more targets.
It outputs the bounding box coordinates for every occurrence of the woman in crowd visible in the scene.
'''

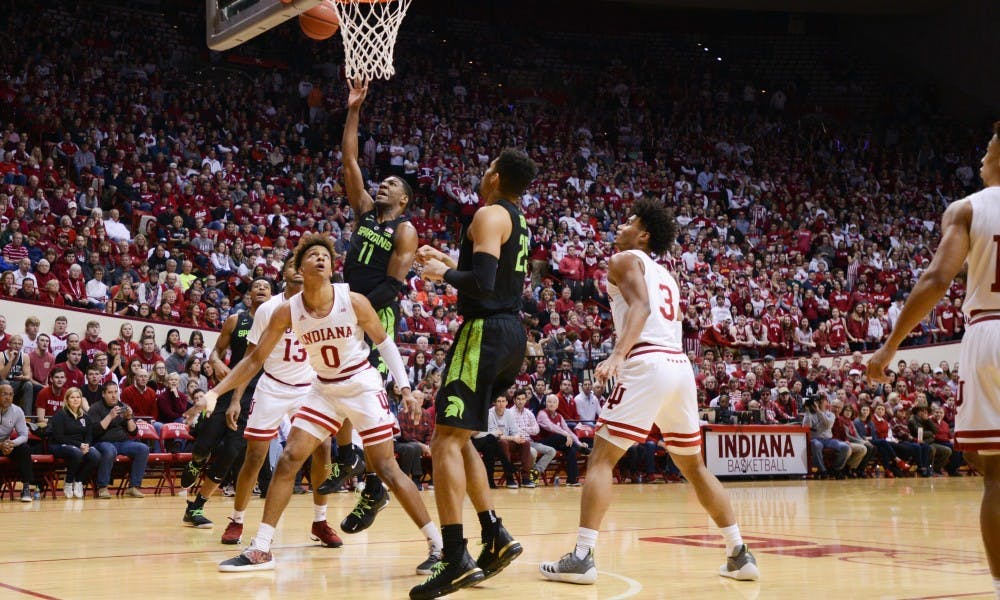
[187,331,208,362]
[179,356,207,393]
[49,387,102,499]
[852,403,907,475]
[156,372,191,423]
[160,328,182,359]
[108,280,139,316]
[149,361,169,391]
[116,323,141,361]
[408,351,430,391]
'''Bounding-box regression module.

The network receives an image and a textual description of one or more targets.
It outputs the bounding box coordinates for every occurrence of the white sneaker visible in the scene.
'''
[719,545,760,581]
[74,482,85,499]
[64,481,73,499]
[540,550,598,585]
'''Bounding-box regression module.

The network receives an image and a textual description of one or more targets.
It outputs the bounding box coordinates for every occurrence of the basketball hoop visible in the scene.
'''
[331,0,412,81]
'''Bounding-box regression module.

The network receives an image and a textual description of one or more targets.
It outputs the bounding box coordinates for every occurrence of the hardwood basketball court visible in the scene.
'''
[0,477,990,599]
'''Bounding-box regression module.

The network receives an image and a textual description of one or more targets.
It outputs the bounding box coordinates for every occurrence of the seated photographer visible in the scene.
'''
[802,395,851,479]
[87,381,149,499]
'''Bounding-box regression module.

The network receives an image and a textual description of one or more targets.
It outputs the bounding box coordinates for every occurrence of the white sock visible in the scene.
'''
[422,522,443,554]
[232,510,245,524]
[253,523,276,553]
[313,504,327,523]
[720,524,743,557]
[575,527,598,560]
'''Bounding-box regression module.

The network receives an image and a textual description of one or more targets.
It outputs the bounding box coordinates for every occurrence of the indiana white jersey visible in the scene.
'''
[289,283,372,380]
[963,187,1000,317]
[248,292,314,386]
[607,249,683,351]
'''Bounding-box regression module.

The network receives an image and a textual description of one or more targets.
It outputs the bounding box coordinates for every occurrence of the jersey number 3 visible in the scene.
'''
[658,284,676,320]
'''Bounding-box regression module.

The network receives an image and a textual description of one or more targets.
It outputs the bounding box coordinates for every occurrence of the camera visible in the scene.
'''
[802,396,817,413]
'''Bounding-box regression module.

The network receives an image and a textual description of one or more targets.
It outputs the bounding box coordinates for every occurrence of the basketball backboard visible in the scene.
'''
[206,0,322,51]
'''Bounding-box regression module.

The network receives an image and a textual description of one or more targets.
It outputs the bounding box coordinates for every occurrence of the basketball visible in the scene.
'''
[299,0,339,41]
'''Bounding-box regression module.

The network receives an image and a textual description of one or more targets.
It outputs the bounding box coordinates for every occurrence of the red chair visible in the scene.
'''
[161,423,195,494]
[28,430,59,499]
[135,420,174,495]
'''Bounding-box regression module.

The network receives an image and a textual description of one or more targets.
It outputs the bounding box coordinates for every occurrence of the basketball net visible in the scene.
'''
[332,0,412,81]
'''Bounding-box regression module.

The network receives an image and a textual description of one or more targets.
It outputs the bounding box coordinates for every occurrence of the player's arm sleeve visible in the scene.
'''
[375,336,411,391]
[366,277,404,309]
[443,252,498,298]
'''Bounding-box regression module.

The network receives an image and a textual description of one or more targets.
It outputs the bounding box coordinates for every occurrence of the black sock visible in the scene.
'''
[193,494,208,508]
[442,524,464,557]
[477,510,499,539]
[337,444,354,467]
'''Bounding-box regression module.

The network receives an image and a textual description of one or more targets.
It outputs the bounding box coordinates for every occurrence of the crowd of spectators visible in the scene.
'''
[0,1,982,495]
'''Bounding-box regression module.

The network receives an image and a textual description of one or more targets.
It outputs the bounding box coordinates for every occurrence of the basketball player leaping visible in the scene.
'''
[868,122,1000,600]
[207,235,440,574]
[539,198,759,584]
[215,259,344,550]
[180,278,270,529]
[409,148,537,600]
[315,78,420,537]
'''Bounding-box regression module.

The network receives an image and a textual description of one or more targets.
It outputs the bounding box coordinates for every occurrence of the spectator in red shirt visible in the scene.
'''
[557,245,585,299]
[34,367,68,426]
[79,320,109,364]
[53,348,86,390]
[121,369,159,420]
[28,333,55,400]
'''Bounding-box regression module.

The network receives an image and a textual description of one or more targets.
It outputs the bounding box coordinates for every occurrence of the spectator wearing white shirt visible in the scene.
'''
[574,380,601,425]
[12,258,35,293]
[102,209,132,242]
[86,266,109,311]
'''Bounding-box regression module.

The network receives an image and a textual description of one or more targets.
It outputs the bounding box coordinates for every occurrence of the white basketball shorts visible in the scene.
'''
[956,314,1000,454]
[244,372,312,442]
[291,365,397,447]
[596,344,702,455]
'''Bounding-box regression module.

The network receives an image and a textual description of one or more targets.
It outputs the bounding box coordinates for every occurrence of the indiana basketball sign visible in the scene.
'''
[703,425,810,476]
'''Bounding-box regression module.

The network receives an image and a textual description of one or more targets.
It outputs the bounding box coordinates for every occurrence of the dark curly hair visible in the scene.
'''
[293,233,336,271]
[495,148,538,197]
[631,196,676,255]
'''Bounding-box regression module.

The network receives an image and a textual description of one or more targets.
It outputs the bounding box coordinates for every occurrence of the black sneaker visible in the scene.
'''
[183,500,213,529]
[180,460,204,489]
[415,548,442,575]
[409,543,484,600]
[317,452,365,495]
[475,519,523,582]
[340,474,390,534]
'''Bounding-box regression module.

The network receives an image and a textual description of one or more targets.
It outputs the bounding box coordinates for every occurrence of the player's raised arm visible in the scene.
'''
[342,78,374,216]
[351,291,411,392]
[204,303,292,411]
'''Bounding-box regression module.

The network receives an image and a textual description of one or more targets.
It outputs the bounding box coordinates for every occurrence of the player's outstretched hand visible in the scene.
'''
[594,354,624,388]
[415,245,446,264]
[865,345,895,383]
[421,258,448,282]
[347,78,369,109]
[203,390,219,414]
